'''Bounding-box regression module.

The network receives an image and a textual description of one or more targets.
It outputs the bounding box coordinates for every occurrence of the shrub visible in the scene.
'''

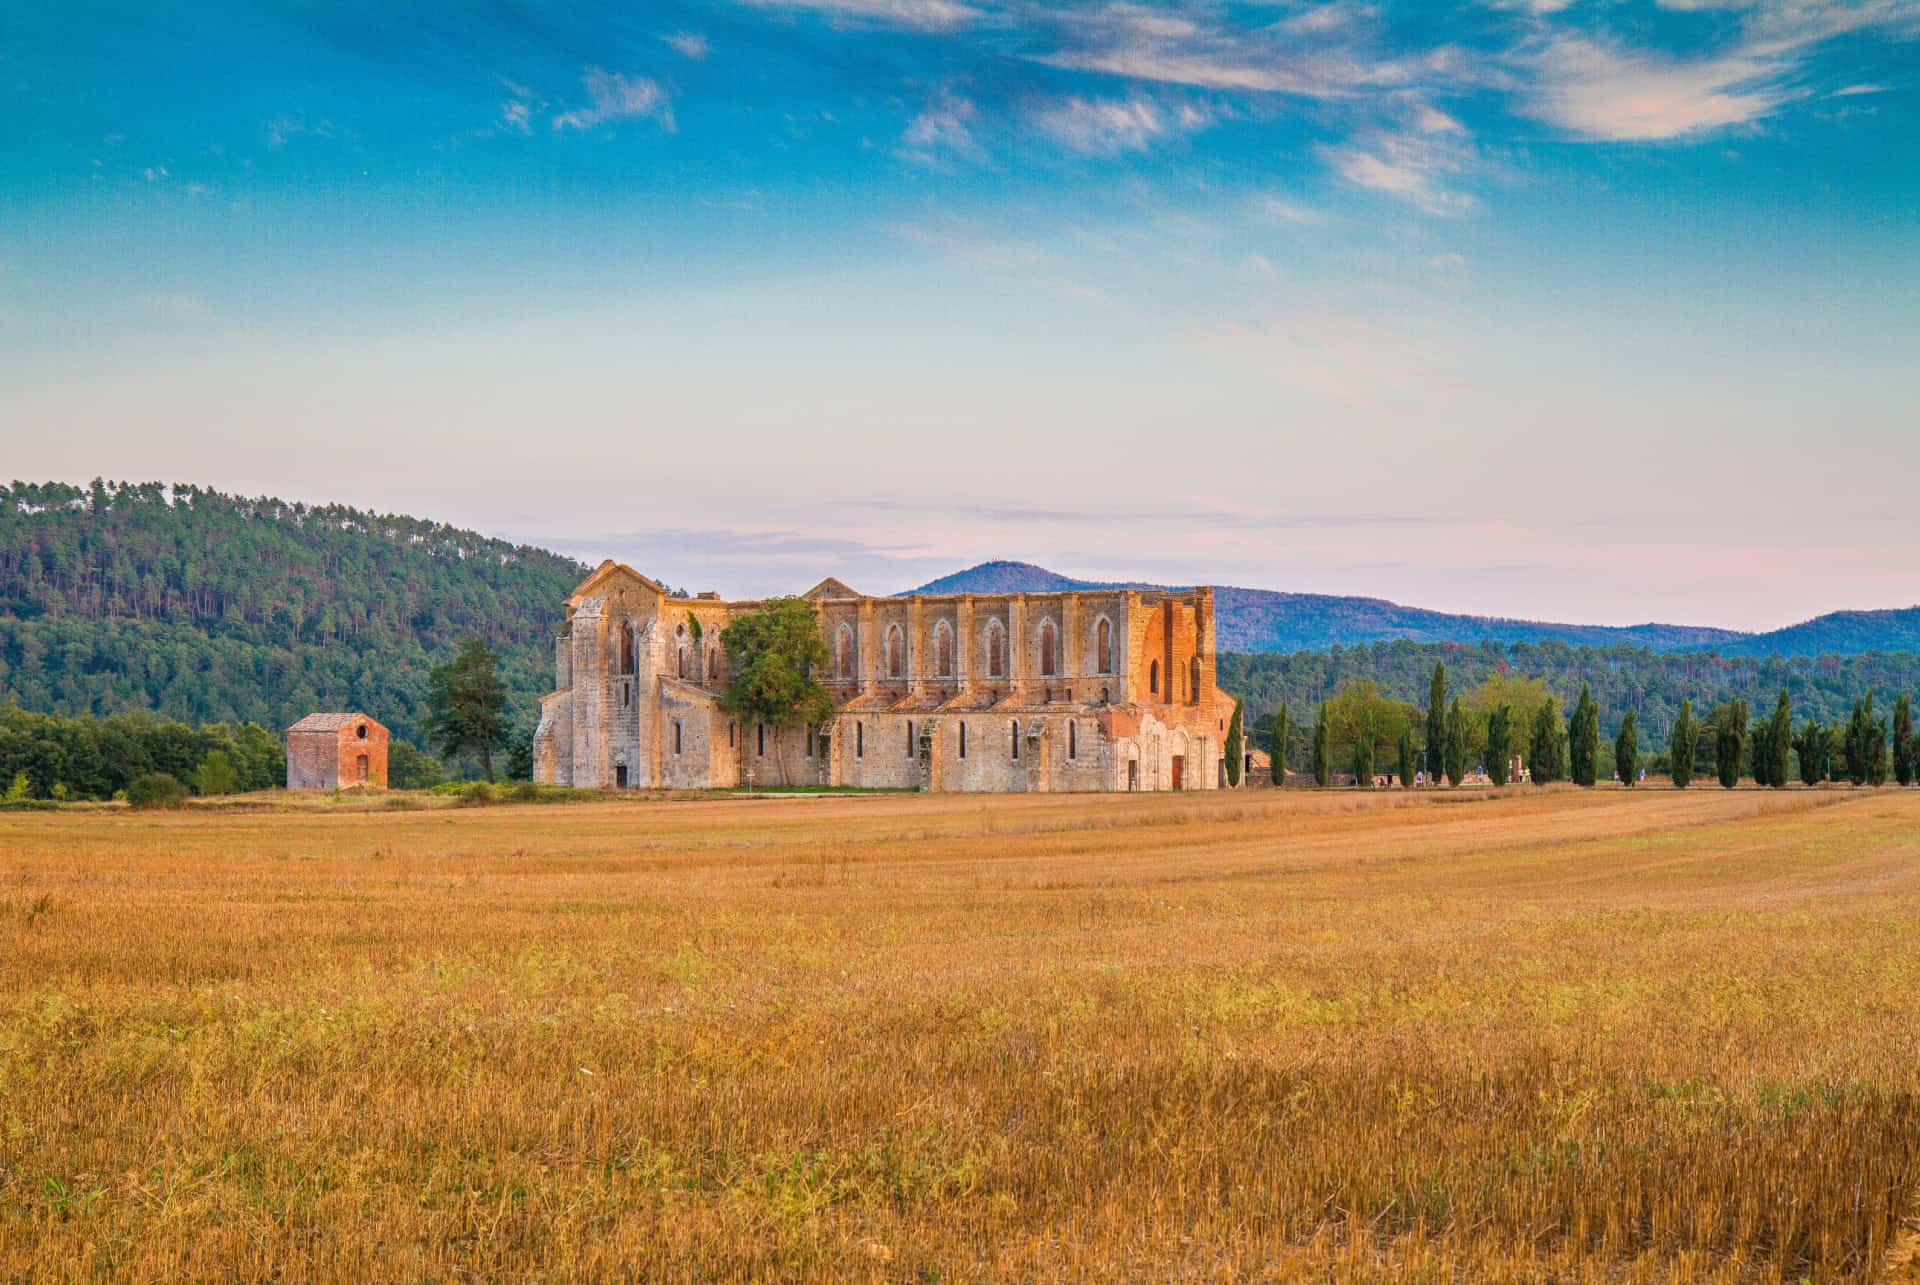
[457,782,497,807]
[126,773,190,810]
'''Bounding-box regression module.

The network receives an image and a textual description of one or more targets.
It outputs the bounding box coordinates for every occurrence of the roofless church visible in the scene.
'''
[533,563,1240,793]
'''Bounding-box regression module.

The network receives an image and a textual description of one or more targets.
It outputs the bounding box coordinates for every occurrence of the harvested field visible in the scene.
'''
[3,787,1919,1280]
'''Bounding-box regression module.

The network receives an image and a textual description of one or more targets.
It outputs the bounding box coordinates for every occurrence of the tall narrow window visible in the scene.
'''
[837,625,856,680]
[728,721,736,747]
[1150,659,1160,694]
[1039,621,1057,677]
[1010,720,1020,760]
[806,728,815,758]
[906,720,915,757]
[934,622,954,677]
[1069,720,1077,760]
[674,721,683,755]
[986,620,1006,678]
[959,723,968,759]
[620,625,635,674]
[677,647,687,678]
[1191,656,1201,702]
[856,721,865,758]
[1096,618,1112,673]
[757,723,765,757]
[886,625,904,678]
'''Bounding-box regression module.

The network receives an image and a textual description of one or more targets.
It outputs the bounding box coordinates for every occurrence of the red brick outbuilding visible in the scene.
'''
[287,713,389,790]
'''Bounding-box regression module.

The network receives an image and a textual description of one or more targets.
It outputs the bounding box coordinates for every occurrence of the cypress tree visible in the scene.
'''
[1224,700,1245,788]
[1529,700,1565,785]
[1569,684,1599,787]
[1397,729,1417,789]
[1796,716,1828,786]
[1895,695,1914,787]
[1270,704,1292,787]
[1869,701,1890,787]
[1425,662,1447,786]
[1444,698,1468,787]
[1352,715,1375,789]
[1311,705,1331,788]
[1759,689,1792,788]
[1615,709,1639,787]
[1486,705,1512,786]
[1671,699,1696,789]
[1716,698,1748,789]
[1845,694,1874,786]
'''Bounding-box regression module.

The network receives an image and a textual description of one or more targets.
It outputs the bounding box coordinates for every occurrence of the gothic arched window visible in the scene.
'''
[934,621,954,677]
[1150,659,1160,695]
[1190,655,1201,701]
[985,620,1006,679]
[836,624,856,680]
[886,624,904,678]
[1095,617,1112,673]
[1039,621,1057,677]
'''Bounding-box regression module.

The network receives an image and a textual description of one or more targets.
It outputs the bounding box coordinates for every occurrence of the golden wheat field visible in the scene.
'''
[3,786,1919,1282]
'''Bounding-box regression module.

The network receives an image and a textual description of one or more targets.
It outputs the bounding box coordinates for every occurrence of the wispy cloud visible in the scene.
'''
[663,31,710,61]
[553,69,676,133]
[1318,130,1478,216]
[900,88,982,163]
[1030,94,1213,155]
[731,0,980,31]
[1521,37,1788,140]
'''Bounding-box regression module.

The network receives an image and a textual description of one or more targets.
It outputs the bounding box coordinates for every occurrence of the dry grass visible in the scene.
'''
[3,786,1919,1281]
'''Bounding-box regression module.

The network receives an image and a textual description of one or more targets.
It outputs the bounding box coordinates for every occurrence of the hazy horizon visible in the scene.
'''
[5,2,1916,632]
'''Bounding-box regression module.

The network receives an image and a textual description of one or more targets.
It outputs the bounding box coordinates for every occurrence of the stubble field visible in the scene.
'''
[3,786,1919,1281]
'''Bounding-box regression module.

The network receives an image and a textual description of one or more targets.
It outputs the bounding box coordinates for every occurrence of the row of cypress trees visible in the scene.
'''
[1266,663,1915,789]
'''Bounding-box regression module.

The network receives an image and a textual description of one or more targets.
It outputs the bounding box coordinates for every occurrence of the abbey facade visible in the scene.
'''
[533,562,1241,793]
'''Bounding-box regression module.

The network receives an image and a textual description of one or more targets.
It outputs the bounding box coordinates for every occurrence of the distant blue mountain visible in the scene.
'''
[1692,607,1920,658]
[907,561,1749,654]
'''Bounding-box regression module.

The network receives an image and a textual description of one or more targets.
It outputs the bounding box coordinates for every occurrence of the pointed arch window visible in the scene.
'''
[934,621,954,677]
[1095,618,1112,673]
[985,620,1006,679]
[1150,659,1160,695]
[1039,621,1057,677]
[836,624,856,680]
[886,624,905,678]
[1010,719,1020,760]
[619,624,635,674]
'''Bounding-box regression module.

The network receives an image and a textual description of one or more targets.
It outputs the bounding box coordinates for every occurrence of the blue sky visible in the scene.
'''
[2,1,1916,628]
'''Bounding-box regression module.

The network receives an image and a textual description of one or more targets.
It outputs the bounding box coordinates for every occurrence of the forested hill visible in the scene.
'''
[911,561,1746,653]
[0,480,586,745]
[1697,608,1920,659]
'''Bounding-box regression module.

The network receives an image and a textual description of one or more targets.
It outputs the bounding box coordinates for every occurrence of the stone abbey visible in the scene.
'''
[534,561,1241,792]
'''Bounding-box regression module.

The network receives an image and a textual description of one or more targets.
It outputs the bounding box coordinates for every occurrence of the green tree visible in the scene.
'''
[1756,689,1792,788]
[4,770,30,802]
[1317,680,1419,778]
[1460,674,1555,762]
[1569,683,1599,787]
[1443,698,1468,787]
[1716,698,1748,789]
[192,749,238,796]
[1269,704,1291,787]
[423,639,511,782]
[388,739,444,790]
[1311,704,1331,788]
[1894,694,1914,787]
[719,598,835,787]
[1352,714,1375,788]
[1425,662,1447,785]
[1529,700,1566,785]
[126,772,188,810]
[1671,699,1696,789]
[1486,705,1513,786]
[1224,699,1245,787]
[1795,716,1828,786]
[1397,728,1417,789]
[1615,709,1639,787]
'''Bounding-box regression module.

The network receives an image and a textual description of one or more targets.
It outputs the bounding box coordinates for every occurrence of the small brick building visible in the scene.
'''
[286,713,389,790]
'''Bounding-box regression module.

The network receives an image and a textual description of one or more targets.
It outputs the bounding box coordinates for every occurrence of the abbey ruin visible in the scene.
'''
[534,562,1240,792]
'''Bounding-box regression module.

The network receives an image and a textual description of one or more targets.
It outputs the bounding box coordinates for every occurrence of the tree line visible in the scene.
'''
[1260,662,1916,790]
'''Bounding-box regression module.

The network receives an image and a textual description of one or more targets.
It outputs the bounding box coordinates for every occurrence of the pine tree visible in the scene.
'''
[1397,729,1417,789]
[1425,662,1447,786]
[1443,698,1467,787]
[1569,684,1599,787]
[1615,709,1638,787]
[1486,705,1513,786]
[1796,716,1828,786]
[1529,700,1565,785]
[1269,704,1292,787]
[1224,700,1245,787]
[1311,705,1331,788]
[1894,695,1914,787]
[424,638,511,783]
[1716,698,1748,789]
[1670,699,1696,789]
